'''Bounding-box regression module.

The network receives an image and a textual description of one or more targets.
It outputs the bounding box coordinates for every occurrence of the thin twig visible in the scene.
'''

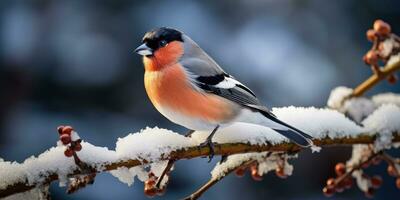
[155,159,175,189]
[352,58,400,97]
[182,160,257,200]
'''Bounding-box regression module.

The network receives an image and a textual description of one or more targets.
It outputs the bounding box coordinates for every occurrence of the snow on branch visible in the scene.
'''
[1,101,400,199]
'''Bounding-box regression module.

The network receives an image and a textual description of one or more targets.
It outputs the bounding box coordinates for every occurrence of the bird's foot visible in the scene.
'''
[199,139,215,163]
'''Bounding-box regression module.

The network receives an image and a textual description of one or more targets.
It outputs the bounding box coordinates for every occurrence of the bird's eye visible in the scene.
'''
[159,40,168,47]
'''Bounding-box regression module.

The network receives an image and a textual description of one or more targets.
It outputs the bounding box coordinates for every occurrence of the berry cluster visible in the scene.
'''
[387,164,400,190]
[144,172,167,198]
[234,161,289,181]
[323,152,400,198]
[57,125,82,157]
[322,163,353,197]
[363,19,400,84]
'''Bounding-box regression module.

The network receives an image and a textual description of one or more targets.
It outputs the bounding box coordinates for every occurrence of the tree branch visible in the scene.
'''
[352,59,400,97]
[1,133,399,198]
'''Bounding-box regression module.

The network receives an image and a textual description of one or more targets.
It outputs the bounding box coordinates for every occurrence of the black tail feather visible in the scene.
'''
[244,104,314,146]
[272,128,313,147]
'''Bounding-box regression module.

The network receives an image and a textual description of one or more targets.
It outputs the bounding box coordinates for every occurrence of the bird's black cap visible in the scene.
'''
[142,27,183,50]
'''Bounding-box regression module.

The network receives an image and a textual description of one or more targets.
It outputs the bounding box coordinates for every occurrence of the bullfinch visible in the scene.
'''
[135,27,314,160]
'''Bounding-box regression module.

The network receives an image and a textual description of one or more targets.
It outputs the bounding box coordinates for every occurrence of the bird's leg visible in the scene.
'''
[199,125,220,162]
[155,129,194,189]
[219,155,228,164]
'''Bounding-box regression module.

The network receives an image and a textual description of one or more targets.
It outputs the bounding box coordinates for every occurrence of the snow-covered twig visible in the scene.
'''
[1,128,399,198]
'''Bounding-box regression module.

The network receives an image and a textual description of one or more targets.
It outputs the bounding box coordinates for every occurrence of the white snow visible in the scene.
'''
[327,86,353,109]
[109,166,147,187]
[191,106,364,146]
[115,127,195,162]
[210,152,295,180]
[387,53,400,66]
[362,104,400,151]
[347,145,370,192]
[272,106,364,139]
[210,152,267,179]
[372,93,400,107]
[0,141,117,191]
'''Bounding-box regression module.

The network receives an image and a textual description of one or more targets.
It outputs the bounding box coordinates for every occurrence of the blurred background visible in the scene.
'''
[1,0,400,199]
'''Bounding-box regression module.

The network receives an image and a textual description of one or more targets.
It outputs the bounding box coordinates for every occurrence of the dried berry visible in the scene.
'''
[326,178,335,189]
[234,167,246,177]
[335,163,346,176]
[64,148,74,157]
[144,185,157,197]
[73,143,82,151]
[251,169,263,181]
[60,134,71,145]
[366,29,377,41]
[343,177,353,189]
[363,51,378,65]
[364,188,374,198]
[374,19,391,37]
[323,186,334,197]
[62,126,73,136]
[370,175,383,189]
[57,126,65,135]
[335,184,344,193]
[387,165,398,177]
[275,167,287,179]
[396,178,400,189]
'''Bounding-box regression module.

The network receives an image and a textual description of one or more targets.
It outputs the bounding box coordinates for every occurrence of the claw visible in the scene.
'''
[199,139,215,162]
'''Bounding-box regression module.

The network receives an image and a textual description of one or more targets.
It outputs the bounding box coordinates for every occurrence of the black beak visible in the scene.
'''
[134,43,153,56]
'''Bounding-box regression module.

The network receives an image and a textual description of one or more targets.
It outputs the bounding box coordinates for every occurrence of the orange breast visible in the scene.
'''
[144,64,237,123]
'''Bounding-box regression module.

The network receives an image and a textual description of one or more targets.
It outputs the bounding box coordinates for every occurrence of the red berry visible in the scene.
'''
[335,163,346,176]
[323,186,335,197]
[275,167,287,179]
[373,19,391,37]
[371,175,383,189]
[145,179,156,187]
[335,184,344,193]
[144,185,157,197]
[251,168,263,181]
[62,126,73,135]
[366,29,377,41]
[396,178,400,189]
[234,167,246,177]
[363,51,378,65]
[326,178,335,189]
[73,143,82,151]
[60,134,71,145]
[57,126,65,135]
[343,177,353,189]
[387,165,398,177]
[64,148,74,157]
[364,188,374,198]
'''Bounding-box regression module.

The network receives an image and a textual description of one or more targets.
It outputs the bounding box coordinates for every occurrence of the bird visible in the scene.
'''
[135,27,314,161]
